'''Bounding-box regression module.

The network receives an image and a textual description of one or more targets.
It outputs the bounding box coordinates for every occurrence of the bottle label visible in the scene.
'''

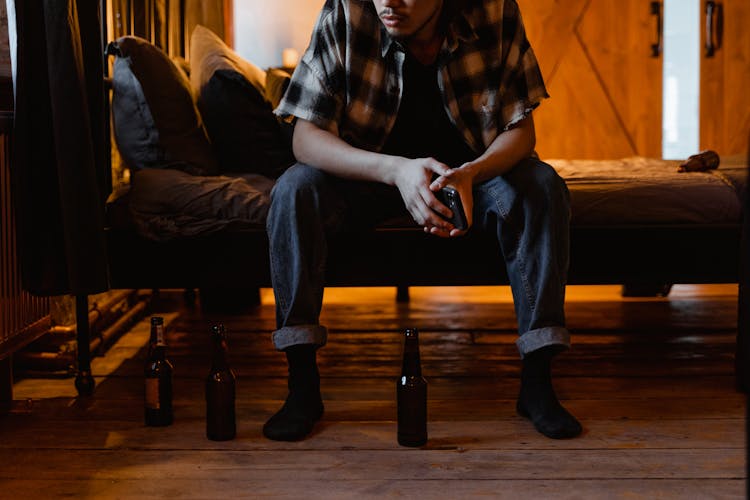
[145,378,160,409]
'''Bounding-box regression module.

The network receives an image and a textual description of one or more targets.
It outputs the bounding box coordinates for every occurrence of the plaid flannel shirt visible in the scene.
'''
[275,0,548,155]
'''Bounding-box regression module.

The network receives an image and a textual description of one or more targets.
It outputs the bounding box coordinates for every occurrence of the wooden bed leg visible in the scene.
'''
[249,287,261,307]
[74,294,95,396]
[199,287,261,313]
[396,285,410,303]
[621,283,672,297]
[183,288,197,309]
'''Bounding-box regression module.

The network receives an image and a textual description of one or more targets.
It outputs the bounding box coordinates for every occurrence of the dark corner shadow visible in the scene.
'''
[744,130,749,499]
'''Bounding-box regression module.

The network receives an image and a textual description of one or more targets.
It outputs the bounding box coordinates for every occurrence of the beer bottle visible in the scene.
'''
[206,324,236,441]
[144,316,174,426]
[397,328,427,447]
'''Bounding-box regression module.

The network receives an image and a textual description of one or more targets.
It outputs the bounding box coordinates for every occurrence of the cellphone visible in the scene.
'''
[434,186,468,231]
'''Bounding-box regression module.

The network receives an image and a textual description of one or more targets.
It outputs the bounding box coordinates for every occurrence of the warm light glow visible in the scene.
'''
[234,0,325,68]
[282,48,300,68]
[258,285,738,306]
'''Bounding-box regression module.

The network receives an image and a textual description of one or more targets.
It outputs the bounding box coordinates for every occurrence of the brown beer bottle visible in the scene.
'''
[144,316,174,426]
[397,328,427,447]
[206,324,236,441]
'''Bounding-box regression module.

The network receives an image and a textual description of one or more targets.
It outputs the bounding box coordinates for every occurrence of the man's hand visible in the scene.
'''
[392,157,457,235]
[292,119,481,238]
[429,163,475,237]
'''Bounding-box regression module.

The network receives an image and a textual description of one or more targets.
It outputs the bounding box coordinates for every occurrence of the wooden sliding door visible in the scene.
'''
[518,0,663,159]
[700,0,750,157]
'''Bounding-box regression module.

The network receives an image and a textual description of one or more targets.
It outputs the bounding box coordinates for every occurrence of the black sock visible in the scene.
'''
[263,344,324,441]
[516,345,582,439]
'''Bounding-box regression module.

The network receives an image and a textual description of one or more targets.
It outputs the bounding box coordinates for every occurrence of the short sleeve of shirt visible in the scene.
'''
[274,0,346,132]
[498,0,549,130]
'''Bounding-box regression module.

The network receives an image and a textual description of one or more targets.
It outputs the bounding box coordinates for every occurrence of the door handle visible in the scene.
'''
[705,0,723,57]
[650,1,662,58]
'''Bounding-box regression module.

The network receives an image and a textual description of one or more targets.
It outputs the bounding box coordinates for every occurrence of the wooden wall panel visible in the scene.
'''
[700,0,750,157]
[519,0,662,159]
[534,40,634,159]
[518,0,588,83]
[579,0,662,158]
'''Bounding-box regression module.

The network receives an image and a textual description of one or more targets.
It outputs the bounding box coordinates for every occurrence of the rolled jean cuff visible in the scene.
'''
[516,326,570,359]
[272,325,328,351]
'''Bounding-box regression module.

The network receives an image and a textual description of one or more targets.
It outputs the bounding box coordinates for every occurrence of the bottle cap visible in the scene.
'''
[151,316,164,325]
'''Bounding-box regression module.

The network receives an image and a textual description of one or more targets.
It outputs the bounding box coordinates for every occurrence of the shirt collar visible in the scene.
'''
[444,8,479,52]
[379,24,399,57]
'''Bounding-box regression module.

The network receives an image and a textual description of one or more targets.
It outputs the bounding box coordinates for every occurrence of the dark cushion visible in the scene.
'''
[111,36,218,176]
[127,169,273,241]
[189,25,294,179]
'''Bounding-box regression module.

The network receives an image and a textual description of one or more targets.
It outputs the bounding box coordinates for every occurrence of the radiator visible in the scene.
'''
[0,131,50,357]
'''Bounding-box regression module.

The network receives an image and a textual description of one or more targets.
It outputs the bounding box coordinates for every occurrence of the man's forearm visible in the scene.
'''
[292,119,400,185]
[460,115,537,184]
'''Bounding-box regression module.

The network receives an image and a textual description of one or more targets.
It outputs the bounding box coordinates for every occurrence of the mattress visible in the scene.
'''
[548,156,747,225]
[116,156,747,241]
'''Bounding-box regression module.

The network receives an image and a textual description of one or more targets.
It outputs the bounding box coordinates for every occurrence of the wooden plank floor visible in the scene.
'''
[1,285,747,499]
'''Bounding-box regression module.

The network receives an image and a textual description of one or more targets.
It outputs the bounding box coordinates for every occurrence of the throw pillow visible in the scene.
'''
[110,36,218,176]
[189,25,295,179]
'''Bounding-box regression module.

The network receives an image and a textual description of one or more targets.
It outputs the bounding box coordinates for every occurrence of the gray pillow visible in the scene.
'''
[111,36,218,176]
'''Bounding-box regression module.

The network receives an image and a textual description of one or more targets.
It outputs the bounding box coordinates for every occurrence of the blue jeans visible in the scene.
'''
[266,157,571,358]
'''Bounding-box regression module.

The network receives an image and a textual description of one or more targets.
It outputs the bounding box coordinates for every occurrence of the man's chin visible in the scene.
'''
[385,27,408,38]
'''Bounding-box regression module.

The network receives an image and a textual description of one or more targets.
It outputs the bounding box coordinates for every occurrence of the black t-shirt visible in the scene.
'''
[381,51,476,168]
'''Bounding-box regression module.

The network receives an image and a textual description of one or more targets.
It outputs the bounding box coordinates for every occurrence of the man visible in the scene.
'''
[264,0,582,441]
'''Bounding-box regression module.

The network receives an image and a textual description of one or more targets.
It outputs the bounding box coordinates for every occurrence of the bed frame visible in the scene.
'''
[91,219,748,390]
[69,0,749,396]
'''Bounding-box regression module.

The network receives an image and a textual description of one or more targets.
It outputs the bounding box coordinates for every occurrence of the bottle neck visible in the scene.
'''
[150,323,165,345]
[153,344,166,361]
[148,323,166,359]
[211,338,230,371]
[401,335,422,377]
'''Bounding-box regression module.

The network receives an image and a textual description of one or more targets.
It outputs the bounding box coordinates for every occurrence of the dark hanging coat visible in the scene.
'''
[10,0,108,295]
